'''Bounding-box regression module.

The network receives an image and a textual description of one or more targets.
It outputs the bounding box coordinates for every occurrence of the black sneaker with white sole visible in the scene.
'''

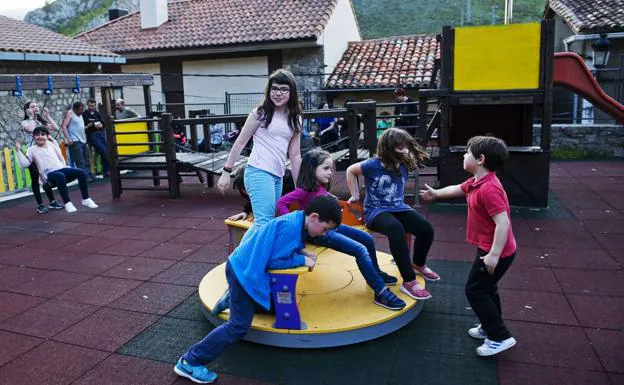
[36,204,49,214]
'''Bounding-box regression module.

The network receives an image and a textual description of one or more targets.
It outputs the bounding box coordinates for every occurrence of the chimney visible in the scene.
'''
[140,0,168,29]
[109,9,128,21]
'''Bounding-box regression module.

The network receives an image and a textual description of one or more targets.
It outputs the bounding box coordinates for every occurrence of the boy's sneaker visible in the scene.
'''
[36,204,49,214]
[210,289,231,315]
[65,202,77,213]
[174,357,217,384]
[413,264,441,281]
[468,324,488,340]
[48,201,64,210]
[374,287,406,310]
[476,337,517,357]
[81,198,98,208]
[377,270,398,286]
[400,280,432,300]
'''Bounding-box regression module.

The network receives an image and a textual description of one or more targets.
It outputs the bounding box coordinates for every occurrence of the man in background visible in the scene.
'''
[115,98,139,119]
[83,99,109,178]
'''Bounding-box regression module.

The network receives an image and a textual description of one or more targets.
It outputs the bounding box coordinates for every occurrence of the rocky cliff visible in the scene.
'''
[24,0,138,36]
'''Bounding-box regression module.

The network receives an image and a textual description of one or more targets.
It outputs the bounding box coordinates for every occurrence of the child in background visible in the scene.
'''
[277,148,405,311]
[376,111,392,138]
[346,128,440,301]
[420,136,517,356]
[175,196,342,384]
[16,126,98,214]
[227,166,296,222]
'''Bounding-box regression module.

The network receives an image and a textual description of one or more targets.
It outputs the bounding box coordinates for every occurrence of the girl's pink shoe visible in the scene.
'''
[413,265,441,281]
[400,280,432,300]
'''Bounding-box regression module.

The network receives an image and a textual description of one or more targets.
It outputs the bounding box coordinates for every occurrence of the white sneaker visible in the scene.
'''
[65,202,77,213]
[468,324,488,340]
[81,198,98,208]
[476,337,517,356]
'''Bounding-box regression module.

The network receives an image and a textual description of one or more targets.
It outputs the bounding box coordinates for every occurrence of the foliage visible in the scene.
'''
[351,0,548,38]
[57,0,114,36]
[551,146,612,159]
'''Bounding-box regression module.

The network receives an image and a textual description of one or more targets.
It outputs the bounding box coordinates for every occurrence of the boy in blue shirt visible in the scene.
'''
[175,196,342,384]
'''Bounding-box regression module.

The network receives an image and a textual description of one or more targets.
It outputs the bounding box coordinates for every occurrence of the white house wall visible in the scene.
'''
[182,57,269,118]
[120,63,163,115]
[318,0,361,81]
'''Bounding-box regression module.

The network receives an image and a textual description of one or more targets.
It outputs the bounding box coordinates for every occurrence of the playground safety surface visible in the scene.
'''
[0,161,622,385]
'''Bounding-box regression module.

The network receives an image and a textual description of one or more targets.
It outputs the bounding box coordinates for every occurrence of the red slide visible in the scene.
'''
[553,52,624,125]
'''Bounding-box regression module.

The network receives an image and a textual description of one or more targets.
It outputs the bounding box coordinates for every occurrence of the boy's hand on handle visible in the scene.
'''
[480,253,500,275]
[15,141,21,151]
[304,254,317,272]
[419,183,437,201]
[217,173,230,195]
[302,249,317,272]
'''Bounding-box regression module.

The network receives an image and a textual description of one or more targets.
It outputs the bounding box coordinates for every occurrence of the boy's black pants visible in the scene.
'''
[465,249,515,342]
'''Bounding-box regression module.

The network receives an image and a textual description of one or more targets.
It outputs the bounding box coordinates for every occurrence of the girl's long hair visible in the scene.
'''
[297,148,333,192]
[376,128,429,174]
[257,69,301,132]
[23,101,46,124]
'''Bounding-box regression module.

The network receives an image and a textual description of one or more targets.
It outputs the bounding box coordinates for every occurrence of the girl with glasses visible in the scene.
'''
[217,69,303,229]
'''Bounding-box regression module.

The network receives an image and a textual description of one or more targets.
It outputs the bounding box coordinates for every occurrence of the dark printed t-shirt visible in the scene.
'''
[360,157,411,225]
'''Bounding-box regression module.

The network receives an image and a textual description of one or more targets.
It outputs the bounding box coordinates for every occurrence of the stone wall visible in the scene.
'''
[0,62,97,149]
[282,47,325,98]
[534,124,624,157]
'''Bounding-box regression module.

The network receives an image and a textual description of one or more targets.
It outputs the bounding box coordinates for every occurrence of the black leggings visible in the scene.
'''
[29,164,54,205]
[368,210,434,282]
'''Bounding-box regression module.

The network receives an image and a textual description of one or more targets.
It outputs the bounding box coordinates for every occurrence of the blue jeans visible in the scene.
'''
[87,132,109,174]
[46,167,89,204]
[311,224,385,293]
[68,141,92,177]
[184,262,254,365]
[243,165,282,228]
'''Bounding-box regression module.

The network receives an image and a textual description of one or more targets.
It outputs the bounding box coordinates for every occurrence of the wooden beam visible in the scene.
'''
[0,74,153,91]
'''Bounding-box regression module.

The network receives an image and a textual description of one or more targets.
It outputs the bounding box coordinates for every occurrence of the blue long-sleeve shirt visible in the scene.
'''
[229,211,307,310]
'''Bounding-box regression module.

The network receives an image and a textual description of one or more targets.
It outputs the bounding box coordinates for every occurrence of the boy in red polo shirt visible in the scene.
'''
[420,136,517,356]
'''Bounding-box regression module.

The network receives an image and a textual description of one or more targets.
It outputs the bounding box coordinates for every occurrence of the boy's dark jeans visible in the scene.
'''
[465,249,516,342]
[184,262,254,365]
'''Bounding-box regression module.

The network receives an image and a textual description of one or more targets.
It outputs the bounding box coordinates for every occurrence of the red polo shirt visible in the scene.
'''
[460,173,517,258]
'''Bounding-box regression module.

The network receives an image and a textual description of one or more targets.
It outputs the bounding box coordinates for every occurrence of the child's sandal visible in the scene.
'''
[413,265,441,281]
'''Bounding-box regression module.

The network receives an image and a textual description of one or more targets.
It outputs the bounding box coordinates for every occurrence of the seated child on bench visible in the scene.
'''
[175,196,341,384]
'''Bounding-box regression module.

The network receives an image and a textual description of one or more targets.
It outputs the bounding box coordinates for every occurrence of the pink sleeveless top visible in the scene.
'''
[247,109,296,177]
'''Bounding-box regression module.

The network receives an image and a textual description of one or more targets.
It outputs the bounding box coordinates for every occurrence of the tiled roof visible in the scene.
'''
[325,35,439,89]
[0,15,119,58]
[76,0,338,53]
[548,0,624,33]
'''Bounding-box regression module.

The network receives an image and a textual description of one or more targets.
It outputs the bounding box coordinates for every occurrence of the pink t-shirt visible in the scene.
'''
[247,109,297,177]
[276,186,328,216]
[460,172,517,258]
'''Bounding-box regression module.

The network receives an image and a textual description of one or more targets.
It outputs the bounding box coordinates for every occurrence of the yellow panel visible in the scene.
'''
[454,23,541,91]
[0,150,5,193]
[116,121,150,155]
[4,148,15,191]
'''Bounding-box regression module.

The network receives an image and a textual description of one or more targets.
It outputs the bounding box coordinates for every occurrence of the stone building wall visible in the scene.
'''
[0,62,97,148]
[534,124,624,157]
[282,47,325,106]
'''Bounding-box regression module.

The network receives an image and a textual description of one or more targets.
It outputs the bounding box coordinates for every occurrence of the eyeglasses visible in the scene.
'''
[270,86,290,95]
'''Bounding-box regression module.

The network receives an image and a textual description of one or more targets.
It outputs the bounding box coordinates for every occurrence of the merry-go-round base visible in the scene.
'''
[198,246,426,348]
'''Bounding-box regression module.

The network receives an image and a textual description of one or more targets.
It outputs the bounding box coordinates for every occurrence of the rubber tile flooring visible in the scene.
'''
[0,161,622,385]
